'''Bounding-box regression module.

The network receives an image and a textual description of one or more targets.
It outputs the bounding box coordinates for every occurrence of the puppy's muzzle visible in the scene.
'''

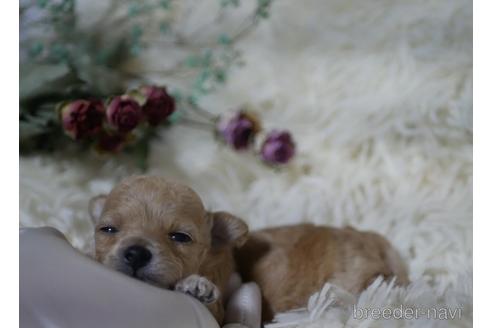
[123,245,152,272]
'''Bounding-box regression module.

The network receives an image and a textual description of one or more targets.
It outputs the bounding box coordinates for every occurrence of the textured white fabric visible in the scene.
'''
[20,0,472,327]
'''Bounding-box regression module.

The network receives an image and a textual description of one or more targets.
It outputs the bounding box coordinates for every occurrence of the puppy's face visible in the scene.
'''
[89,176,247,288]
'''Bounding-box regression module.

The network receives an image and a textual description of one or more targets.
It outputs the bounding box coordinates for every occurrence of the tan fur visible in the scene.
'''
[90,175,248,324]
[91,176,408,324]
[235,224,409,321]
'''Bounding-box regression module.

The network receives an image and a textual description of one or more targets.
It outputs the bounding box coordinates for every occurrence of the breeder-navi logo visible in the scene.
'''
[352,305,463,320]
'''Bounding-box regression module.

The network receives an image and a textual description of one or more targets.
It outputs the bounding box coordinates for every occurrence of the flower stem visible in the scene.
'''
[187,102,218,122]
[179,118,215,131]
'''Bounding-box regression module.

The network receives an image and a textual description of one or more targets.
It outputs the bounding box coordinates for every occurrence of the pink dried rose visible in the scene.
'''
[60,100,105,140]
[217,111,261,150]
[140,86,175,126]
[107,96,142,132]
[260,130,296,164]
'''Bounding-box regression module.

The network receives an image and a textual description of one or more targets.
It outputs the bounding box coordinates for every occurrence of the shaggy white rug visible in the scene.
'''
[20,0,472,327]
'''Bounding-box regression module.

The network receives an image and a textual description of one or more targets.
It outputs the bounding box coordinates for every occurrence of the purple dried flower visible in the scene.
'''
[218,111,261,150]
[260,130,296,164]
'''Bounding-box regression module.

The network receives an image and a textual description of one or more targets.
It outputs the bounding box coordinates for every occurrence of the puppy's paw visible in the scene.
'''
[174,274,220,304]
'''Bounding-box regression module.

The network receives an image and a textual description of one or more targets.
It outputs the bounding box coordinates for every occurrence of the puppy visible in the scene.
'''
[235,224,409,322]
[88,175,248,324]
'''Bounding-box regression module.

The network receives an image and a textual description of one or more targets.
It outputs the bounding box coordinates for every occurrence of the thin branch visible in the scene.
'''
[187,102,218,121]
[179,118,215,131]
[149,10,260,51]
[121,63,197,79]
[185,7,226,40]
[231,14,260,43]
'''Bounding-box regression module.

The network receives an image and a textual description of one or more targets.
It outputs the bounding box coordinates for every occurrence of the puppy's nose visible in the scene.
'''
[123,245,152,270]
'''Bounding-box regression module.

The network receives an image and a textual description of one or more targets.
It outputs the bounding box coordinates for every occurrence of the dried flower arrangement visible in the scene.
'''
[19,0,295,169]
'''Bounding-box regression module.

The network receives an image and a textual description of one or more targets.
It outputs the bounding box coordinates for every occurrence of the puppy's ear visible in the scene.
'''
[209,211,248,248]
[89,195,107,224]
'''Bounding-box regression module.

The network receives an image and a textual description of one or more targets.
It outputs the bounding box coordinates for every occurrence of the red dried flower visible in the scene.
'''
[140,86,175,126]
[107,96,142,133]
[60,100,105,140]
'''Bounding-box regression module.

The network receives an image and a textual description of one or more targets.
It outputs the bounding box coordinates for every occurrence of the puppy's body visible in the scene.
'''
[90,176,408,324]
[236,224,408,321]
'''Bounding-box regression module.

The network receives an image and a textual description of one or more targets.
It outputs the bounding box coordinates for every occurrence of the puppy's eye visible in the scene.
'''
[99,226,119,234]
[169,232,192,243]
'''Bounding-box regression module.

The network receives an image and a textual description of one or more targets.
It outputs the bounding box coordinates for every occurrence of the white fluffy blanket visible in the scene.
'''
[20,0,472,327]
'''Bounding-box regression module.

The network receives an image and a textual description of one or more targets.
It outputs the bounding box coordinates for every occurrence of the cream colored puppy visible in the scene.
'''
[235,224,409,321]
[89,175,248,324]
[90,175,408,324]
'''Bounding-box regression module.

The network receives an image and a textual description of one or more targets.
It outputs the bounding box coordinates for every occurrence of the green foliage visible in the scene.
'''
[20,0,274,168]
[221,0,240,8]
[256,0,272,18]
